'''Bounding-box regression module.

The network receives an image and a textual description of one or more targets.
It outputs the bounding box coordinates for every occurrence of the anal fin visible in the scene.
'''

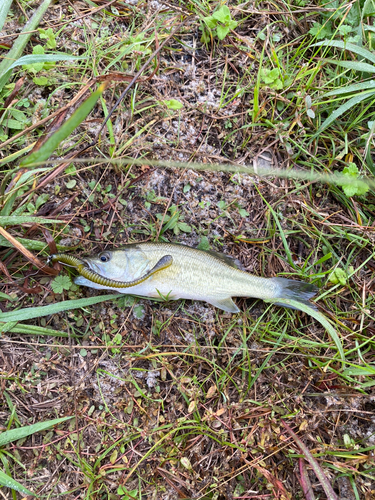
[208,297,240,313]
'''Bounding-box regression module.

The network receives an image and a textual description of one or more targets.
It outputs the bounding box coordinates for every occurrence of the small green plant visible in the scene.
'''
[217,199,228,211]
[38,27,57,49]
[22,44,56,86]
[111,332,123,354]
[0,106,30,132]
[156,205,192,236]
[133,304,145,320]
[197,235,210,251]
[202,5,238,41]
[156,289,173,302]
[118,32,152,71]
[87,180,115,203]
[117,295,136,309]
[117,486,138,499]
[51,275,73,294]
[328,266,354,286]
[237,205,249,218]
[162,99,183,110]
[260,68,283,90]
[26,193,49,214]
[339,163,369,197]
[308,0,364,43]
[309,22,333,40]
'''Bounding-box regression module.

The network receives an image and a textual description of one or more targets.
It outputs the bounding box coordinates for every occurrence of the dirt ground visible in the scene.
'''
[1,1,375,499]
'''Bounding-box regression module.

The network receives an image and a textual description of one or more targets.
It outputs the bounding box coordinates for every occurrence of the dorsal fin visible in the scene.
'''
[204,249,244,270]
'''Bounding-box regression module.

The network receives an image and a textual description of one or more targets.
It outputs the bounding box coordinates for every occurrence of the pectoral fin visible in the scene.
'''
[208,297,240,313]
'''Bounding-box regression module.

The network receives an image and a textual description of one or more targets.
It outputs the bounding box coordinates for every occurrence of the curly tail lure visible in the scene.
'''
[50,253,173,288]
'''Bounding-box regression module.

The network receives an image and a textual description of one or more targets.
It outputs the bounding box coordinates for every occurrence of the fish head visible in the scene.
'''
[81,246,151,282]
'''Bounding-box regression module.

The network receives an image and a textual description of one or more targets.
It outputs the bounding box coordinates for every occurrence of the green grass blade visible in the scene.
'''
[0,143,35,166]
[266,298,345,366]
[0,292,15,301]
[1,323,81,338]
[20,84,105,167]
[324,58,375,73]
[252,46,264,122]
[0,469,34,497]
[323,80,375,97]
[343,365,375,377]
[0,0,12,33]
[0,417,72,495]
[0,235,70,252]
[0,416,72,447]
[0,321,17,334]
[0,236,73,252]
[313,40,375,65]
[0,0,52,92]
[0,294,119,323]
[363,23,375,33]
[316,91,375,134]
[8,53,81,71]
[0,216,65,226]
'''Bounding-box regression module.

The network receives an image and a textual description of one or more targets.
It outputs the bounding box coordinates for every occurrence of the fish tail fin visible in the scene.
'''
[271,278,318,310]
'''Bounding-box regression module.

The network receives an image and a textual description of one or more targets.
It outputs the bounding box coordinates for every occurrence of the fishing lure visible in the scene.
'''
[50,253,173,289]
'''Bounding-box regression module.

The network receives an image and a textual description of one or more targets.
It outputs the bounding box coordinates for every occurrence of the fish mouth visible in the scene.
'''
[81,258,91,268]
[80,258,98,273]
[78,258,123,285]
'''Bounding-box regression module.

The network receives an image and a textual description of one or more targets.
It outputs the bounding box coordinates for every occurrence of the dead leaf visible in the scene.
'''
[0,226,57,275]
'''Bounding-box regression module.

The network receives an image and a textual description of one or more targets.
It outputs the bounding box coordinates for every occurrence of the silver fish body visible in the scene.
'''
[74,242,317,312]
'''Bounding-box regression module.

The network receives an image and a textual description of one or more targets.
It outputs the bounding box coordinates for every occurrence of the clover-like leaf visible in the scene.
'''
[133,304,145,320]
[51,275,72,294]
[228,19,238,30]
[217,25,230,40]
[328,266,354,286]
[177,222,192,233]
[203,16,217,29]
[212,5,231,23]
[163,99,183,110]
[340,163,369,197]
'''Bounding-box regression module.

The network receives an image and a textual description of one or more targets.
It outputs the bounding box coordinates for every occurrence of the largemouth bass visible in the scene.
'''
[52,243,317,312]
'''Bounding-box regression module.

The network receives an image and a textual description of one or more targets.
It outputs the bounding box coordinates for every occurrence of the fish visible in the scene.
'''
[51,242,317,313]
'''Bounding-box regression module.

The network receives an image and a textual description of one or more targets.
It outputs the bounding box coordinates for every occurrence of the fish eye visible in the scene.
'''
[99,252,110,263]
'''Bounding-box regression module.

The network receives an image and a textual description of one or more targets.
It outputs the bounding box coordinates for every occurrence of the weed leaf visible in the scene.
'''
[0,294,119,323]
[51,275,72,294]
[0,416,72,447]
[0,216,64,226]
[323,79,375,97]
[313,40,375,65]
[324,58,375,73]
[9,52,81,71]
[21,84,105,167]
[0,0,12,33]
[0,470,34,496]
